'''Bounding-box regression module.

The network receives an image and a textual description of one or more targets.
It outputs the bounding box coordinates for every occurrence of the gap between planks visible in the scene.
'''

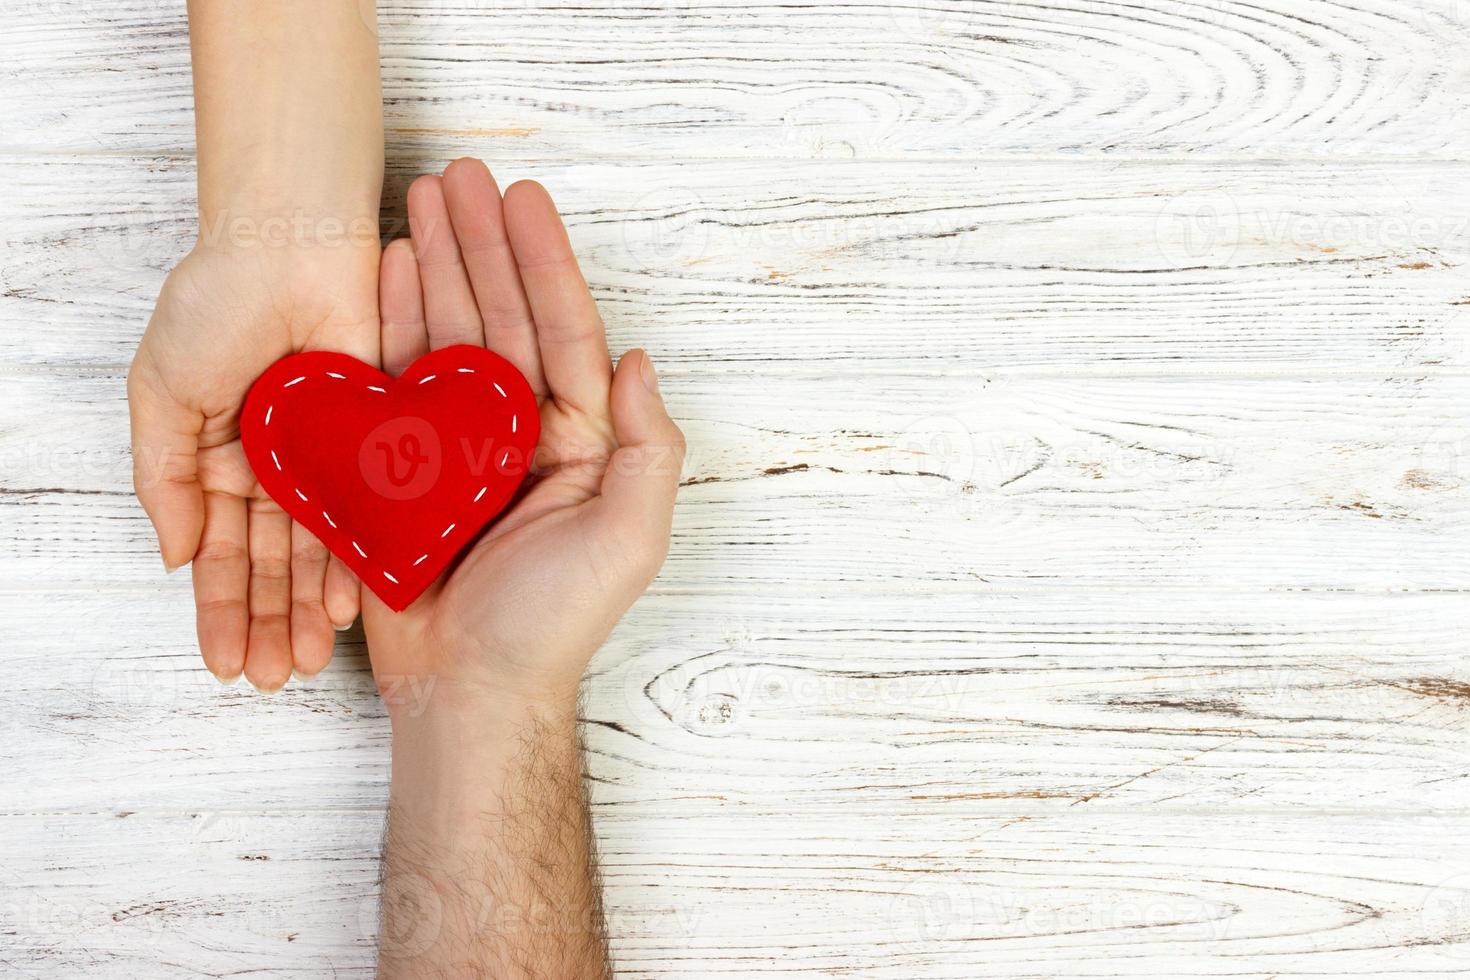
[7,147,1470,164]
[13,363,1470,381]
[7,583,1470,597]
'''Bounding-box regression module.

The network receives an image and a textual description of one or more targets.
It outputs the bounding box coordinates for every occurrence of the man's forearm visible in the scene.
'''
[379,697,610,978]
[188,0,384,232]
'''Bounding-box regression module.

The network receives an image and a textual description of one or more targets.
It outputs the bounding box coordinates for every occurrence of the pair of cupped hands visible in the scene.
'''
[129,159,684,705]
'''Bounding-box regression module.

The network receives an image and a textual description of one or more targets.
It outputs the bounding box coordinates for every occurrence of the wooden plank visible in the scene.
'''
[5,588,1470,811]
[1,0,1466,158]
[4,368,1469,592]
[4,809,1470,977]
[4,2,1469,975]
[4,155,1468,372]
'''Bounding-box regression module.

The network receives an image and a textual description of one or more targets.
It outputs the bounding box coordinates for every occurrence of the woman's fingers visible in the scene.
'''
[503,180,612,417]
[243,501,294,693]
[590,350,685,585]
[442,158,546,397]
[192,491,249,682]
[407,175,484,350]
[128,355,205,571]
[289,524,334,679]
[324,555,360,631]
[380,239,429,376]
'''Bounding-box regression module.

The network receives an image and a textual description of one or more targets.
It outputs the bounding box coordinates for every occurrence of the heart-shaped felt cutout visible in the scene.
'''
[240,345,540,611]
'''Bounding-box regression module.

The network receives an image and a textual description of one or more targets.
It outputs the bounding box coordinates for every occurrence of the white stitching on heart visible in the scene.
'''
[262,365,520,597]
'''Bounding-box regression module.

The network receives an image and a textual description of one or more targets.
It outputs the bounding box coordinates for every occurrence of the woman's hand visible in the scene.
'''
[129,0,386,692]
[130,238,381,689]
[363,158,685,716]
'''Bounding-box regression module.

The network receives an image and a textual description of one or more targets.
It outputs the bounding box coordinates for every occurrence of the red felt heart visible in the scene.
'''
[240,345,540,611]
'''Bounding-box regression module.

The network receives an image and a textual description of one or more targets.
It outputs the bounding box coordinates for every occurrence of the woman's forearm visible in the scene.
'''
[188,0,384,233]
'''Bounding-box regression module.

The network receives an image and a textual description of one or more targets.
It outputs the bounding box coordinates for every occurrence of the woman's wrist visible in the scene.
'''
[188,0,383,249]
[192,197,382,255]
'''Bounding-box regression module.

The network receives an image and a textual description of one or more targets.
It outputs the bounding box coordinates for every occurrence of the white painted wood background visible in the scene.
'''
[3,0,1470,975]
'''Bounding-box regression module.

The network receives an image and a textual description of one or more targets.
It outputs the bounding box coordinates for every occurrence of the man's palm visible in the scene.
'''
[361,160,683,710]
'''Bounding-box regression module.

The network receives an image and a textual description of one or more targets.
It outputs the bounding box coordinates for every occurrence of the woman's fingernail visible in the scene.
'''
[215,672,241,686]
[292,668,319,682]
[640,351,658,393]
[333,621,354,632]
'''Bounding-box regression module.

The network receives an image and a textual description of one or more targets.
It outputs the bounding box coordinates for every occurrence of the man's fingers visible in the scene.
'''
[128,359,205,571]
[324,555,360,631]
[192,491,248,682]
[289,523,334,679]
[380,239,429,376]
[442,158,546,397]
[503,180,611,416]
[590,350,684,583]
[407,174,485,350]
[244,502,294,693]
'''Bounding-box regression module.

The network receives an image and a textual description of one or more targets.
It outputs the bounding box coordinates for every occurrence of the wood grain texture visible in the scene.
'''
[5,589,1470,812]
[6,810,1470,977]
[2,0,1468,158]
[5,369,1470,591]
[3,0,1469,977]
[4,154,1469,372]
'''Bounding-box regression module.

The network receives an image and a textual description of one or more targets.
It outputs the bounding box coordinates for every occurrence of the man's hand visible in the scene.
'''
[367,158,683,978]
[364,158,685,711]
